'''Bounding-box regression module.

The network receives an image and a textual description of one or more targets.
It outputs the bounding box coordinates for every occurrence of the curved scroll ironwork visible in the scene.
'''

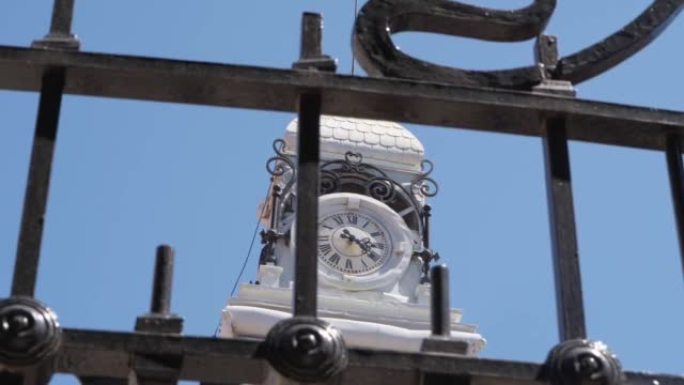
[367,177,397,202]
[266,139,296,191]
[353,0,684,90]
[270,148,440,245]
[317,151,439,236]
[411,160,439,198]
[557,1,684,84]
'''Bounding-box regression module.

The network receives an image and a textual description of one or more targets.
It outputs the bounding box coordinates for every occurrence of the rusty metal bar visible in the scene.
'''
[665,134,684,276]
[292,93,322,317]
[0,46,683,151]
[11,68,65,297]
[542,117,587,341]
[51,329,683,385]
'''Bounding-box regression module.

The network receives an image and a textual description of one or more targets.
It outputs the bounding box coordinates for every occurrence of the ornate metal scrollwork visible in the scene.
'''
[545,339,624,385]
[318,151,434,235]
[0,297,61,368]
[262,143,295,264]
[342,151,365,173]
[320,169,340,195]
[266,139,296,187]
[411,160,439,198]
[353,0,684,90]
[263,317,348,382]
[269,148,441,252]
[367,177,397,202]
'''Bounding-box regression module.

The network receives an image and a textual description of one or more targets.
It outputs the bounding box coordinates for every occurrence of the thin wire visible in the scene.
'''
[351,0,359,75]
[229,183,272,296]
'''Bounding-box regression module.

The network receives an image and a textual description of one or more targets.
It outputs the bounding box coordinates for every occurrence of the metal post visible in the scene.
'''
[292,93,321,317]
[131,246,182,385]
[32,0,80,50]
[665,134,684,276]
[135,245,183,334]
[292,13,336,71]
[269,185,281,230]
[430,265,450,337]
[48,0,76,35]
[11,69,66,298]
[542,117,587,341]
[299,13,323,60]
[150,245,175,315]
[423,204,432,249]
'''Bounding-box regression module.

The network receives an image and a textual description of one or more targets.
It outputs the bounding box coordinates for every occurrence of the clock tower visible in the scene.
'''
[219,115,484,355]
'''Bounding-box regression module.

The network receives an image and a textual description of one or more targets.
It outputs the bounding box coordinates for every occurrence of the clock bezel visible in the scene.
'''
[313,192,416,291]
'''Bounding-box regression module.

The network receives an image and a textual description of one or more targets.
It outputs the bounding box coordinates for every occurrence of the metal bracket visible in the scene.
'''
[533,35,576,97]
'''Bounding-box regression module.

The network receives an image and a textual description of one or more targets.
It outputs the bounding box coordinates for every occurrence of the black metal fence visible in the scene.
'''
[1,1,683,385]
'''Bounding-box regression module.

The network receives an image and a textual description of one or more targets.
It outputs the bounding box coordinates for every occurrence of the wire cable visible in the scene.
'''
[229,183,272,296]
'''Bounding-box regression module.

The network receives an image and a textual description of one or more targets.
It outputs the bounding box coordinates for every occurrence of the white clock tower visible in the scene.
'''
[219,116,484,355]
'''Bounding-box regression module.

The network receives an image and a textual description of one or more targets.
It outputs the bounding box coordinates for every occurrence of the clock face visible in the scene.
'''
[301,192,415,291]
[318,211,393,275]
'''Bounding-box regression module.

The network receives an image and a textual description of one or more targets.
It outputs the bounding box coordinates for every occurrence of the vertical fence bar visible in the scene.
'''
[430,265,450,337]
[292,13,336,72]
[293,93,321,317]
[665,134,684,275]
[48,0,76,35]
[11,69,66,297]
[542,117,587,341]
[33,0,79,50]
[150,245,175,315]
[299,13,322,60]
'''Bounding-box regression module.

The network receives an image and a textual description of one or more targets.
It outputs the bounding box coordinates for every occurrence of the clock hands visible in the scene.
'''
[340,228,377,254]
[359,237,376,254]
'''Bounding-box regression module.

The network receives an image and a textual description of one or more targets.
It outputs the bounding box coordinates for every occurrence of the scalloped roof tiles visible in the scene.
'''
[284,115,424,172]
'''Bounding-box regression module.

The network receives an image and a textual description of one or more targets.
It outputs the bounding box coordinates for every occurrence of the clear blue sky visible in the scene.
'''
[1,1,682,384]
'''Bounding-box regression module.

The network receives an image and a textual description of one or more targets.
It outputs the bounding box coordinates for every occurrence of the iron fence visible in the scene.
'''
[1,1,683,385]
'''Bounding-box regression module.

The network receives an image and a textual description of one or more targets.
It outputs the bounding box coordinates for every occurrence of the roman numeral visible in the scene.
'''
[375,243,385,250]
[322,224,333,230]
[345,259,353,270]
[328,253,341,265]
[318,235,328,241]
[318,243,332,255]
[332,215,344,225]
[361,259,369,268]
[368,251,380,262]
[362,220,371,228]
[370,231,383,237]
[346,213,358,224]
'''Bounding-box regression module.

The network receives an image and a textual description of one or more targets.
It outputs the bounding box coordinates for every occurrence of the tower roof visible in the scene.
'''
[283,115,424,173]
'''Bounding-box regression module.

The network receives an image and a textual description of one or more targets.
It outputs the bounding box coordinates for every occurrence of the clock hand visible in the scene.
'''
[358,237,377,254]
[340,228,358,243]
[341,229,376,253]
